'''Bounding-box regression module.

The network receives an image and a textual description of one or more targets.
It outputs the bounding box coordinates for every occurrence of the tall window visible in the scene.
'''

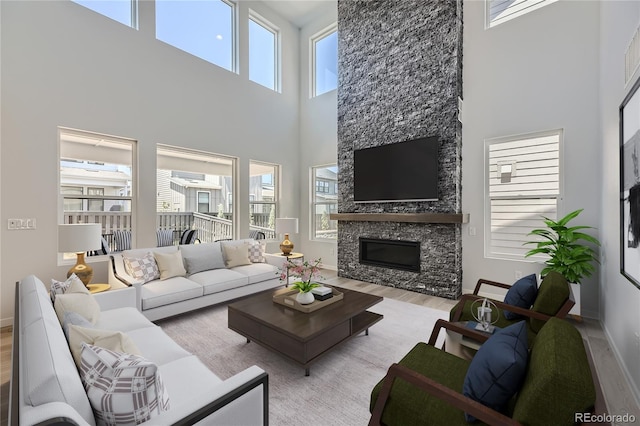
[311,24,338,97]
[485,130,562,260]
[156,0,235,72]
[312,165,338,240]
[486,0,558,28]
[157,145,236,242]
[72,0,138,28]
[249,11,279,91]
[249,161,278,239]
[59,128,135,254]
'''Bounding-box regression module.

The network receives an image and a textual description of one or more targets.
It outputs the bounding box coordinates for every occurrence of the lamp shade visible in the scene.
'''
[275,218,298,235]
[58,224,102,253]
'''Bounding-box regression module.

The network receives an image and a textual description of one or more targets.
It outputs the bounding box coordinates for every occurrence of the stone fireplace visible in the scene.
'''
[335,0,463,299]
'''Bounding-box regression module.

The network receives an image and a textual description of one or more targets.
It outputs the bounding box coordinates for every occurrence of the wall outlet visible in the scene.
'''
[7,218,36,230]
[515,270,523,280]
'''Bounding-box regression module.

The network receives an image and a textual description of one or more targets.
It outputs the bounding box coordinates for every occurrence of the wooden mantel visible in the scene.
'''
[329,213,469,224]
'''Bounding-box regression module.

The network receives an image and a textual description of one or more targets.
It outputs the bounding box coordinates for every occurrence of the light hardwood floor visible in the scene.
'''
[2,273,638,426]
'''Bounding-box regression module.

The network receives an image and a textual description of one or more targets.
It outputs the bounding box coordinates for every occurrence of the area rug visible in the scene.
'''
[157,295,449,426]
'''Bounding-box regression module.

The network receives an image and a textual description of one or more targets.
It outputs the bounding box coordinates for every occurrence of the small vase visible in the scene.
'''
[296,291,315,305]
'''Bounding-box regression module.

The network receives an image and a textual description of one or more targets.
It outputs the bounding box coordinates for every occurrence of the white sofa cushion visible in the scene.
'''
[126,326,193,366]
[95,307,157,333]
[231,263,279,284]
[188,268,249,295]
[179,242,225,275]
[141,277,204,310]
[54,292,101,325]
[158,355,223,410]
[80,344,170,425]
[20,276,95,424]
[221,241,252,268]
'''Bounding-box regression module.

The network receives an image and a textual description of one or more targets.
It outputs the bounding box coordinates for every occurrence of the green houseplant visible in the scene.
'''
[278,258,323,305]
[524,209,601,284]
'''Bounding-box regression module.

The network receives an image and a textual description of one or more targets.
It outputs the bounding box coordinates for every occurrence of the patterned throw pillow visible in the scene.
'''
[247,239,266,263]
[80,344,170,426]
[123,252,160,284]
[50,273,86,303]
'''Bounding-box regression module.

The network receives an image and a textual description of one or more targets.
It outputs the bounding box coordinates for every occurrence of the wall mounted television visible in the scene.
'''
[353,136,439,203]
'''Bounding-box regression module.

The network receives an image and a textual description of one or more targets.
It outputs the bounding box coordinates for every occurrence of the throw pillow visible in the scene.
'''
[221,242,252,268]
[68,325,141,367]
[179,243,225,275]
[463,321,529,422]
[50,273,87,303]
[503,274,538,320]
[123,252,160,283]
[247,239,266,263]
[80,344,170,425]
[54,292,101,325]
[62,311,94,340]
[153,250,187,280]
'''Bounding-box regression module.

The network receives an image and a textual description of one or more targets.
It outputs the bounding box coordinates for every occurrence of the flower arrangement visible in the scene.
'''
[278,258,324,293]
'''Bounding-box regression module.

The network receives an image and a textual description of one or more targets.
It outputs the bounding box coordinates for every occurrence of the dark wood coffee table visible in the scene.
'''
[228,286,383,376]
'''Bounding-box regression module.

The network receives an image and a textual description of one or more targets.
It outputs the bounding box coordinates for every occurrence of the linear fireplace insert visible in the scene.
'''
[359,238,421,272]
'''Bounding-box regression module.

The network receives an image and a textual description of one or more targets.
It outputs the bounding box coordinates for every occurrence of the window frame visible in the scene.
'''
[249,160,279,240]
[248,10,280,92]
[485,0,558,29]
[72,0,138,29]
[311,164,338,241]
[484,129,564,261]
[310,23,338,98]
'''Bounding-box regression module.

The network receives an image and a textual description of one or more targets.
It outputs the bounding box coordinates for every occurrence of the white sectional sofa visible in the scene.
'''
[10,274,268,425]
[108,239,284,321]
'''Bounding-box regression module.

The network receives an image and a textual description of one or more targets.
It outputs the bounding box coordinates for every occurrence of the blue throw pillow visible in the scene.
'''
[463,321,529,422]
[503,274,538,320]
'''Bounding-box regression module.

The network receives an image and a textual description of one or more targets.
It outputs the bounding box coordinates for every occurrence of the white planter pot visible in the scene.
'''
[296,291,315,305]
[569,282,581,316]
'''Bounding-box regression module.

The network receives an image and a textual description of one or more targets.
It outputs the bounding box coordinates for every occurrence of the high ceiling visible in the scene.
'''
[260,0,336,28]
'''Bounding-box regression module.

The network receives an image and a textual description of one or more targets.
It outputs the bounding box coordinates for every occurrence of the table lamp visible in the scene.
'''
[275,218,298,256]
[58,223,102,286]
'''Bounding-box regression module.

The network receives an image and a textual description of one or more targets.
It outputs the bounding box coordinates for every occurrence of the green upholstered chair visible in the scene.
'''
[449,271,574,345]
[369,317,598,426]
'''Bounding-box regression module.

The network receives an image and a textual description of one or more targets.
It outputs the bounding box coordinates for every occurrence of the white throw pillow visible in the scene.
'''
[54,292,101,325]
[221,242,252,268]
[123,252,160,283]
[80,344,170,425]
[153,250,187,280]
[50,273,87,303]
[179,242,225,275]
[247,239,266,263]
[68,325,141,367]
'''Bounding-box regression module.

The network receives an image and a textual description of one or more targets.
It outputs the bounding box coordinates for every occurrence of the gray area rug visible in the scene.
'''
[157,293,448,426]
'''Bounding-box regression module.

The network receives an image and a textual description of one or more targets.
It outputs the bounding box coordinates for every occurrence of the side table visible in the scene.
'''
[445,321,497,360]
[87,283,111,294]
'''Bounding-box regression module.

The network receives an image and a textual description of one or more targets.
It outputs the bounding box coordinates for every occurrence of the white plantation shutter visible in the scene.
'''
[486,0,558,28]
[486,131,561,259]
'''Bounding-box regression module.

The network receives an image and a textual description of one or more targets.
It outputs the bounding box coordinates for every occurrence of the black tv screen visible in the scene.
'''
[354,137,439,203]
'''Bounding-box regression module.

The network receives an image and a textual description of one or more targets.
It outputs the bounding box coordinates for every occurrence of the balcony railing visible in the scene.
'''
[64,211,275,252]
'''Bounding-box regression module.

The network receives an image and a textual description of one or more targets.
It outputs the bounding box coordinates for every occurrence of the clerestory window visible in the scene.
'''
[249,11,279,91]
[311,24,338,97]
[72,0,138,28]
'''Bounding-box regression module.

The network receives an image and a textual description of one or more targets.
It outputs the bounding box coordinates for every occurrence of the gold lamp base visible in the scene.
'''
[280,233,294,256]
[68,252,93,287]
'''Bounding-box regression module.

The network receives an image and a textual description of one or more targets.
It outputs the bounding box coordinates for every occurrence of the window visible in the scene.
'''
[156,0,235,72]
[249,161,278,239]
[249,12,279,91]
[311,24,338,97]
[485,130,562,260]
[312,165,338,240]
[59,127,135,255]
[157,145,236,242]
[72,0,138,28]
[486,0,558,28]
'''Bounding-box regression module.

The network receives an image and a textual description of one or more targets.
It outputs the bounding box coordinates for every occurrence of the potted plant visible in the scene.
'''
[524,209,600,315]
[279,258,323,305]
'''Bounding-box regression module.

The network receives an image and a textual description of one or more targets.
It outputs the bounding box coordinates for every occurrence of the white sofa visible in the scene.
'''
[108,239,285,321]
[10,275,269,425]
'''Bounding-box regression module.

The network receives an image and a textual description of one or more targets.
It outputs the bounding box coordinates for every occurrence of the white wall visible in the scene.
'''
[297,7,338,269]
[0,0,301,325]
[599,0,640,405]
[461,0,601,317]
